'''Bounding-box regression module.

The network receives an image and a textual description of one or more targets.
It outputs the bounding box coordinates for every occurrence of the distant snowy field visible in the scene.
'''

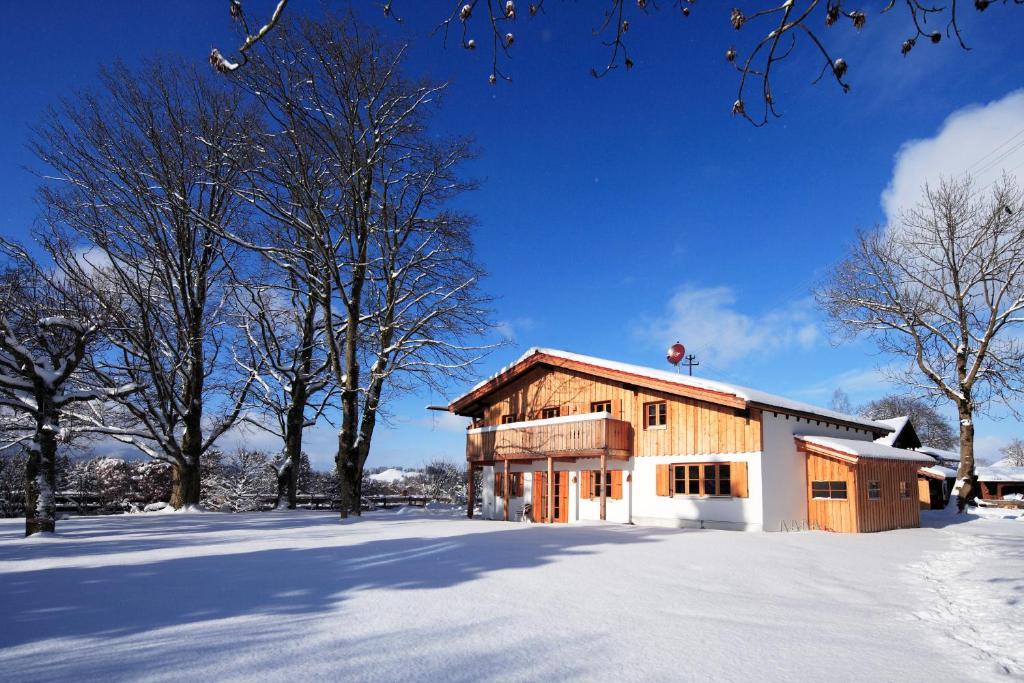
[1,508,1021,681]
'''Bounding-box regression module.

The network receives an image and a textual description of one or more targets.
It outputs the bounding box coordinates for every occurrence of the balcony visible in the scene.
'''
[466,412,633,463]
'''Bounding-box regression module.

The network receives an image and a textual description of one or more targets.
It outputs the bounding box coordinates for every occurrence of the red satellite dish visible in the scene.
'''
[666,341,686,366]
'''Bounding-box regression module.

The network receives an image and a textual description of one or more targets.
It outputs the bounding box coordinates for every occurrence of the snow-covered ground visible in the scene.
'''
[0,508,1020,681]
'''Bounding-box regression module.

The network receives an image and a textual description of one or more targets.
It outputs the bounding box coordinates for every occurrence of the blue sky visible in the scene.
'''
[1,2,1022,468]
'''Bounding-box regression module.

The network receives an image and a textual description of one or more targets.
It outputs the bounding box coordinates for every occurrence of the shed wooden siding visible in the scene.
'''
[805,449,923,533]
[479,366,761,457]
[854,459,921,532]
[805,451,859,533]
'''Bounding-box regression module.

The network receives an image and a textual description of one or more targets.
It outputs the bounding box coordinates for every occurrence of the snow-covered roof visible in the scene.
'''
[920,465,957,479]
[796,435,937,463]
[873,417,910,446]
[367,468,420,484]
[453,348,889,432]
[978,462,1024,482]
[917,446,960,463]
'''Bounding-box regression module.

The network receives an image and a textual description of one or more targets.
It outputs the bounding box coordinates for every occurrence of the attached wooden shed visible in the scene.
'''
[796,436,936,533]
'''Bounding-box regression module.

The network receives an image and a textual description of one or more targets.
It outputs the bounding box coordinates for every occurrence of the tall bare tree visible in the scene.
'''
[859,393,958,449]
[233,271,334,509]
[998,438,1024,467]
[213,1,1022,125]
[0,242,136,535]
[33,61,257,509]
[225,16,494,518]
[818,176,1024,511]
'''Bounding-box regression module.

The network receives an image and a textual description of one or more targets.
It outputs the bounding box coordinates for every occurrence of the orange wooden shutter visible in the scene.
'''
[532,472,543,521]
[610,470,623,500]
[494,472,503,498]
[580,471,592,499]
[730,461,748,498]
[656,464,671,496]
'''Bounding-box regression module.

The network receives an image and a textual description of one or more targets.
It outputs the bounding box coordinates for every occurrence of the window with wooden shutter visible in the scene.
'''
[541,406,560,419]
[656,464,671,496]
[580,471,592,498]
[512,472,524,497]
[730,461,749,498]
[668,463,737,497]
[610,470,623,500]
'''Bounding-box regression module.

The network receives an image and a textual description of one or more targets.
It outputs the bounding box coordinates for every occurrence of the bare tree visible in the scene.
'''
[233,273,334,509]
[829,387,853,414]
[226,16,495,518]
[0,243,135,535]
[336,1,1020,125]
[817,176,1024,511]
[33,61,257,509]
[859,393,958,449]
[999,438,1024,466]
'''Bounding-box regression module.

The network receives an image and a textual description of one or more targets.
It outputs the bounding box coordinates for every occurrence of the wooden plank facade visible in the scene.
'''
[470,365,761,460]
[802,445,922,533]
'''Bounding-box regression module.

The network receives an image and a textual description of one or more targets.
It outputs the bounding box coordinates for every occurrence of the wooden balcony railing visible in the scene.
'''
[466,413,632,463]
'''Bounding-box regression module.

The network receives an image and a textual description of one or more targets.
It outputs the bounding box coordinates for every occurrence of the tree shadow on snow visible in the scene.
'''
[0,516,675,649]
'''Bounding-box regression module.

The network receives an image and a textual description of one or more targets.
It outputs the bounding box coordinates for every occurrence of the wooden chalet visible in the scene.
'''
[448,348,934,533]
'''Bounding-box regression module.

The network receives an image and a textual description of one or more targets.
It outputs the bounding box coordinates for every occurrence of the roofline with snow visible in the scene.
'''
[449,348,890,436]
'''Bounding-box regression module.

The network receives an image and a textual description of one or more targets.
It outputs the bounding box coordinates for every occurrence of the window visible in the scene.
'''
[501,415,517,424]
[591,400,612,414]
[644,401,667,428]
[811,480,848,500]
[867,481,881,500]
[493,472,504,498]
[590,471,612,498]
[541,406,560,419]
[899,481,910,499]
[581,470,623,500]
[671,463,731,497]
[510,472,524,497]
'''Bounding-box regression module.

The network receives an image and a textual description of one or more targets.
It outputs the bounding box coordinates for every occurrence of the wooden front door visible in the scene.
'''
[532,471,569,523]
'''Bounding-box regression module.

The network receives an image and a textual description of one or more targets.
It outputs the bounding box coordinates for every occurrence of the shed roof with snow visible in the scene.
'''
[795,435,937,464]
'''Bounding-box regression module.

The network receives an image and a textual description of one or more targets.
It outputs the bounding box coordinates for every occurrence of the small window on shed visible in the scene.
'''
[899,481,911,499]
[867,481,881,500]
[811,480,847,500]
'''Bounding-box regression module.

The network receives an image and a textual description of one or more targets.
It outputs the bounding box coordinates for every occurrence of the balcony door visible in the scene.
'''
[532,470,569,523]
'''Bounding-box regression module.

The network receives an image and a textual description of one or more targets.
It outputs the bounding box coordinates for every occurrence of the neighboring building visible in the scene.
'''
[872,418,953,510]
[448,348,934,533]
[977,457,1024,501]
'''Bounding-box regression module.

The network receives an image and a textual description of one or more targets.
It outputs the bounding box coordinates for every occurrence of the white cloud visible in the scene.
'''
[494,317,535,342]
[882,89,1024,223]
[632,286,819,368]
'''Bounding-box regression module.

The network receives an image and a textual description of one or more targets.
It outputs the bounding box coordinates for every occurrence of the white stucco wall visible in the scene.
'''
[630,453,763,531]
[758,412,877,531]
[479,412,880,530]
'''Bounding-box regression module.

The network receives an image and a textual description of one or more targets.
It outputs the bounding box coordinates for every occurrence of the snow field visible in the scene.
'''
[0,507,1020,681]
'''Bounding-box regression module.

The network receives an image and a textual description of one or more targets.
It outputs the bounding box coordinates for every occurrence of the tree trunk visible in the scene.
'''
[955,403,978,513]
[272,463,290,509]
[170,460,201,509]
[282,394,306,509]
[336,441,363,519]
[24,419,58,537]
